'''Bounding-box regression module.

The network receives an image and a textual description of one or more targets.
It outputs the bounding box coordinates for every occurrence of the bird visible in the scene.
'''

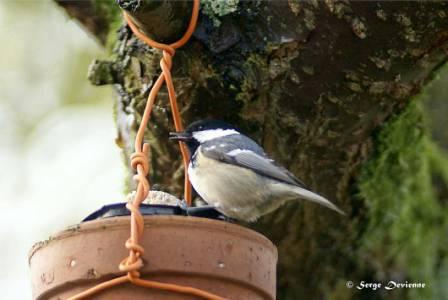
[170,120,344,222]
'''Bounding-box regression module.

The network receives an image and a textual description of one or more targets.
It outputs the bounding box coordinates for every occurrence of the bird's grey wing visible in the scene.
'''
[202,147,307,188]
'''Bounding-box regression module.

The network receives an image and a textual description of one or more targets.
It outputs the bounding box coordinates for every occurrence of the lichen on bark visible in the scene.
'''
[201,0,240,26]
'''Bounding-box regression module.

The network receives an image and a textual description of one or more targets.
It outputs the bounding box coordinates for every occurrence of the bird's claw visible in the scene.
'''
[177,200,236,223]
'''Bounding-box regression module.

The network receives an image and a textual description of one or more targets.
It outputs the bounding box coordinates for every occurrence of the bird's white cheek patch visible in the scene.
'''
[192,129,239,142]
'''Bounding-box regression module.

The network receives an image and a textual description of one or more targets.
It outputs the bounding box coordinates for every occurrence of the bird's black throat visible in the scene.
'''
[184,139,200,160]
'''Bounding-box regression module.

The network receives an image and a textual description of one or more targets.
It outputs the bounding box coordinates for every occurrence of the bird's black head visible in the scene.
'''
[185,119,238,133]
[169,120,240,157]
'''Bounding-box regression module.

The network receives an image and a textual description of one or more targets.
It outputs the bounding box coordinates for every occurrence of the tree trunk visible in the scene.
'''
[57,1,448,299]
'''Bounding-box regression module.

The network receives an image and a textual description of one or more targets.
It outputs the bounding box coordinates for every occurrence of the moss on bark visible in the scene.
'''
[358,101,448,299]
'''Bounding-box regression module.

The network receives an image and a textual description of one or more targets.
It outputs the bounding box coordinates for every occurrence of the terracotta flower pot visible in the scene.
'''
[29,215,277,299]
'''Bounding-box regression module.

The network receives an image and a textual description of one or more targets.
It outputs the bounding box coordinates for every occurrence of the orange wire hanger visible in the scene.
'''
[68,1,225,299]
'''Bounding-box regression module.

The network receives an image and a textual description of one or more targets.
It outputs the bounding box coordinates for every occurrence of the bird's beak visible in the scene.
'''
[169,131,193,142]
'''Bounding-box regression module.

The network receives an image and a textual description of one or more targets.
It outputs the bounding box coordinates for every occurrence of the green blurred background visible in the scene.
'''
[0,1,123,298]
[0,1,447,299]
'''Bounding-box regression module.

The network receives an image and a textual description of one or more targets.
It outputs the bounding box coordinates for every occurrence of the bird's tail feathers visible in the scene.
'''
[293,187,345,215]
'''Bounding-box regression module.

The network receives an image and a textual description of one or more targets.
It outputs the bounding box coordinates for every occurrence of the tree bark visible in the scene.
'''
[58,1,448,299]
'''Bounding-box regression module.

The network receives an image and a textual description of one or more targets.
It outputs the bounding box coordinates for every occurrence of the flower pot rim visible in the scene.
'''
[29,215,277,265]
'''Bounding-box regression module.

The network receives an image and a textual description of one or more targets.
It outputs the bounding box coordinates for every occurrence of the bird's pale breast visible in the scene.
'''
[188,148,293,221]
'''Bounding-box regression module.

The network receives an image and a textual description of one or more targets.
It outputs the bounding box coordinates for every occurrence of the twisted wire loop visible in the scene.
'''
[125,11,193,205]
[68,1,226,299]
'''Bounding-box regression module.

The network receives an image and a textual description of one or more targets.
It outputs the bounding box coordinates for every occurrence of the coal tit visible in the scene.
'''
[170,120,344,222]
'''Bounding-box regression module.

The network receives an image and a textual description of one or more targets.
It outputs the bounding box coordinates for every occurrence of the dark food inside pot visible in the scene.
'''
[82,203,230,222]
